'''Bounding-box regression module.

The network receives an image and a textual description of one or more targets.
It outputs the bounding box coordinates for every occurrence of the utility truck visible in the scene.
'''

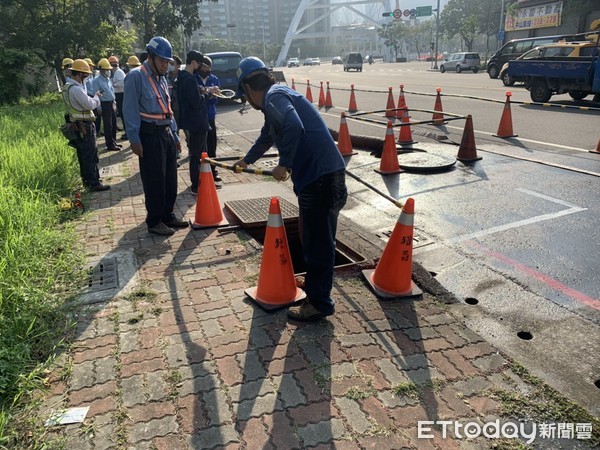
[505,20,600,103]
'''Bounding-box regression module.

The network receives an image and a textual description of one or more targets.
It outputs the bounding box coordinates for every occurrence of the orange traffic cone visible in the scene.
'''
[325,81,333,108]
[192,153,228,229]
[306,80,313,103]
[591,137,600,154]
[432,87,445,125]
[457,115,482,163]
[362,197,423,299]
[318,81,326,107]
[385,86,395,118]
[493,92,518,138]
[337,112,356,156]
[291,78,296,91]
[375,121,403,175]
[245,197,306,311]
[348,84,358,112]
[396,84,407,119]
[397,107,416,146]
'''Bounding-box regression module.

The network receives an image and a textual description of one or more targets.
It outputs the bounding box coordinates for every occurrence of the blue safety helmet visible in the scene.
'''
[146,36,174,62]
[236,57,269,97]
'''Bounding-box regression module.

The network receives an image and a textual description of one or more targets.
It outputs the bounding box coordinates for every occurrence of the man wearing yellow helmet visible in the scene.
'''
[93,58,121,151]
[61,57,74,85]
[61,59,110,192]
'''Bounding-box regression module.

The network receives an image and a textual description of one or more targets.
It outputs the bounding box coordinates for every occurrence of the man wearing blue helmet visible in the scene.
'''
[123,36,187,236]
[234,56,347,322]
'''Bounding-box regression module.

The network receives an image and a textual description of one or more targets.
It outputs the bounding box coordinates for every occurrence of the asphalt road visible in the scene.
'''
[216,60,600,414]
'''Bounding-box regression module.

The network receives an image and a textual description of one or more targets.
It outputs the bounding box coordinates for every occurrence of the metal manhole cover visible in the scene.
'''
[100,166,119,177]
[254,159,280,170]
[84,257,118,292]
[225,197,299,226]
[397,151,456,173]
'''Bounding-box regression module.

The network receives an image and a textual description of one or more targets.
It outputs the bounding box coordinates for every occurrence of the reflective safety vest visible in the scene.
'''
[62,84,96,121]
[139,65,173,121]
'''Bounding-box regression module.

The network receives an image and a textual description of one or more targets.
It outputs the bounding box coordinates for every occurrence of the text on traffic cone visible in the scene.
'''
[457,115,482,163]
[375,121,402,175]
[362,197,422,299]
[432,87,445,125]
[493,92,517,138]
[245,197,306,310]
[192,152,226,229]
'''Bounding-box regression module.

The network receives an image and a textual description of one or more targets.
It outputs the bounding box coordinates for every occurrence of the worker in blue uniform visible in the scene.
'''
[123,36,187,236]
[234,57,347,322]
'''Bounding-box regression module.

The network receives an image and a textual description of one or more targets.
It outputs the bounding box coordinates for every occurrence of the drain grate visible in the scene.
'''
[85,257,119,292]
[225,197,299,226]
[253,159,280,170]
[99,166,119,177]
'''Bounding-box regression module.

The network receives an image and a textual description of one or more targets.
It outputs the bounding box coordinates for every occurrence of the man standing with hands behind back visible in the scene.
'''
[234,56,347,322]
[123,36,187,236]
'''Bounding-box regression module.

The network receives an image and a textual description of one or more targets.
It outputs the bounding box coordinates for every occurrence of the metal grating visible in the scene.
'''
[85,257,119,292]
[225,197,299,227]
[253,159,280,170]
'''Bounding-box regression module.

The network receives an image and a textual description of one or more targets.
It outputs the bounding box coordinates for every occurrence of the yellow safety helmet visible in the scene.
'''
[127,55,141,67]
[83,58,95,68]
[108,55,119,65]
[97,58,111,70]
[62,57,74,69]
[71,59,92,74]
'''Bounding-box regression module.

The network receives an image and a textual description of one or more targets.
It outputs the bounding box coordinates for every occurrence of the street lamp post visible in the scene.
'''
[433,0,440,70]
[261,22,267,62]
[498,0,505,50]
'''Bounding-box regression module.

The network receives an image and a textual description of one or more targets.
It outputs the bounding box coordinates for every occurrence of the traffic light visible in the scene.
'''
[382,12,393,17]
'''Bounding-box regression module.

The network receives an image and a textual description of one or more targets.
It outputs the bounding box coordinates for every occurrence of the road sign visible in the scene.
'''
[393,8,402,19]
[410,9,417,17]
[497,29,505,41]
[403,9,410,17]
[416,6,432,17]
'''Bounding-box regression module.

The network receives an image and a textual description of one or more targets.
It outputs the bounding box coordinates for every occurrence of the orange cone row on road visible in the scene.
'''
[318,81,326,107]
[348,84,358,112]
[397,107,416,147]
[385,86,395,118]
[592,138,600,154]
[457,115,482,163]
[337,112,356,156]
[305,80,313,103]
[325,81,333,108]
[192,153,228,229]
[432,87,445,125]
[396,84,407,119]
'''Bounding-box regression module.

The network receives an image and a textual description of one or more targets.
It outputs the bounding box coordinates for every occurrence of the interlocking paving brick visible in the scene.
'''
[200,318,223,338]
[334,397,371,434]
[452,376,492,397]
[187,423,240,449]
[296,418,347,447]
[204,388,234,426]
[273,373,306,407]
[471,353,507,372]
[179,373,221,396]
[237,417,273,450]
[296,340,328,365]
[121,374,146,407]
[404,327,441,341]
[405,367,442,385]
[338,333,375,347]
[146,371,168,402]
[69,360,96,390]
[248,326,275,348]
[229,379,274,402]
[288,401,340,427]
[238,350,267,381]
[128,415,178,444]
[376,360,410,385]
[233,391,282,421]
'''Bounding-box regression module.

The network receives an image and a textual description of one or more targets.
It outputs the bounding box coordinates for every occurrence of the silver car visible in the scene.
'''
[440,52,481,73]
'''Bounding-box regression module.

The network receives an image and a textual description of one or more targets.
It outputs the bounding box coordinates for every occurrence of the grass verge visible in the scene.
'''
[0,93,86,447]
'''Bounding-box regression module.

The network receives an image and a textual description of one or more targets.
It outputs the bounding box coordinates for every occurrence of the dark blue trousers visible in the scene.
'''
[74,122,101,188]
[138,126,179,228]
[298,169,347,315]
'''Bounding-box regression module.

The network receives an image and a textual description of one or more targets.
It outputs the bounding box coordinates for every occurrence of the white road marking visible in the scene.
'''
[447,189,587,243]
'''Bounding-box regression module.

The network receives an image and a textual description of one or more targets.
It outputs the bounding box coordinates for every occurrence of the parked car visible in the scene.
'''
[311,57,321,66]
[205,51,243,92]
[303,58,313,66]
[332,56,343,65]
[287,57,299,68]
[343,53,363,72]
[439,52,481,73]
[500,40,600,86]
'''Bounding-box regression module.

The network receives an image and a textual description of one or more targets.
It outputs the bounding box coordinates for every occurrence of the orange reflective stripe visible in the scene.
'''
[140,65,173,118]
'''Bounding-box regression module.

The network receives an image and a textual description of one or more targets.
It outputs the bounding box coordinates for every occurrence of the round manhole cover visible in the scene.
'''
[398,151,456,173]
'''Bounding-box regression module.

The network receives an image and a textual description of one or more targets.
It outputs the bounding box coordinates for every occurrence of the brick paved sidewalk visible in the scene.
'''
[38,130,594,450]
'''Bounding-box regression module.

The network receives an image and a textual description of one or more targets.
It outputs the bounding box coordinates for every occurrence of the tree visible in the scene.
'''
[378,21,409,61]
[406,20,434,60]
[440,0,481,51]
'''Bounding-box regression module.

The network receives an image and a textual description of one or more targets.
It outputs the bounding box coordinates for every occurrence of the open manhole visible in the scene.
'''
[226,197,366,272]
[84,257,119,292]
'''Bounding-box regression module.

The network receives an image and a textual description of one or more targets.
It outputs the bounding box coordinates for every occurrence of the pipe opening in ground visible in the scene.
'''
[465,297,479,305]
[594,379,600,390]
[245,221,366,274]
[517,331,533,340]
